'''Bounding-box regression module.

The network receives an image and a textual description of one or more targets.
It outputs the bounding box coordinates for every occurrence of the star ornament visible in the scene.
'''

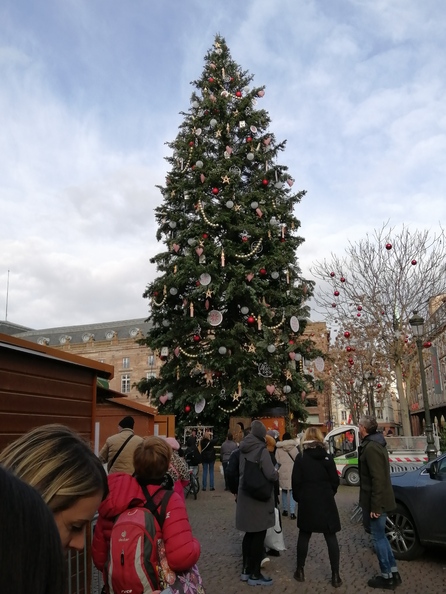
[232,391,241,402]
[247,343,256,353]
[205,289,213,298]
[215,129,222,138]
[221,175,230,184]
[284,369,293,381]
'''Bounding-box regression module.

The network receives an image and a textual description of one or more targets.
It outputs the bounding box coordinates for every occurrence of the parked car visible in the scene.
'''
[385,452,446,560]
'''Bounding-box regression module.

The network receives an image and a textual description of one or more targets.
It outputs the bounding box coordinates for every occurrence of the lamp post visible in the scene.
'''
[409,311,437,462]
[364,371,376,417]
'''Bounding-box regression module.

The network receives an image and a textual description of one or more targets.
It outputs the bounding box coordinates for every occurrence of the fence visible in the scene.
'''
[66,514,103,594]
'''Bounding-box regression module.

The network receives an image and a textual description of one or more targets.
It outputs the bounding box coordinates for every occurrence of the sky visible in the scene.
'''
[1,0,445,329]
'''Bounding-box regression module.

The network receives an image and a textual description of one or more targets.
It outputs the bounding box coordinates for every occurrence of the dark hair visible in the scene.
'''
[243,427,252,437]
[0,467,65,594]
[227,431,233,440]
[282,432,292,441]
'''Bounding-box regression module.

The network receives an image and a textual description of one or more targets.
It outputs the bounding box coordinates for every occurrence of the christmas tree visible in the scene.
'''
[142,35,319,429]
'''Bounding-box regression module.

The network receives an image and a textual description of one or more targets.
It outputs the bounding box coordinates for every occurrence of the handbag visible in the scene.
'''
[264,507,286,551]
[157,539,206,594]
[242,447,273,502]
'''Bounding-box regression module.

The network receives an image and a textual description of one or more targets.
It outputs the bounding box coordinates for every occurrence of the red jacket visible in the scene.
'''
[92,473,200,577]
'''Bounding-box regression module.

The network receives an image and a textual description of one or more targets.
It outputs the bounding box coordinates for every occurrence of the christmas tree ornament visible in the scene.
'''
[411,259,417,265]
[162,320,170,327]
[247,315,256,325]
[195,398,206,413]
[208,310,223,326]
[267,344,276,353]
[235,90,242,97]
[258,90,265,97]
[259,267,267,276]
[212,187,219,195]
[210,118,218,127]
[423,341,432,348]
[282,385,291,394]
[199,273,211,285]
[195,247,203,257]
[271,271,279,280]
[196,160,203,168]
[192,101,199,108]
[262,179,269,186]
[208,77,214,83]
[258,362,273,377]
[193,334,201,343]
[385,243,392,250]
[202,233,209,239]
[240,306,249,315]
[187,238,197,246]
[334,290,340,296]
[246,136,252,142]
[256,207,263,217]
[169,221,177,228]
[218,346,227,355]
[160,347,169,360]
[247,152,255,160]
[288,352,295,360]
[172,243,180,252]
[263,137,271,145]
[250,201,259,209]
[290,316,299,332]
[225,200,234,208]
[275,181,283,189]
[246,273,254,282]
[266,384,275,395]
[169,287,178,295]
[184,405,191,413]
[314,357,325,372]
[159,393,169,405]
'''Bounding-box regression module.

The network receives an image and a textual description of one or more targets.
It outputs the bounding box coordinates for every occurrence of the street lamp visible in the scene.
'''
[364,371,376,417]
[409,311,437,461]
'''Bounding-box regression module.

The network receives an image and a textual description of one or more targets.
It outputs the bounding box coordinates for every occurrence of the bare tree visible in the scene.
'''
[312,223,446,435]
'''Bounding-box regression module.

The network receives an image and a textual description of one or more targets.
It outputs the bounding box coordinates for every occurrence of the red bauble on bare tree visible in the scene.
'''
[344,331,351,338]
[411,259,417,265]
[330,272,335,277]
[385,243,392,250]
[334,290,340,297]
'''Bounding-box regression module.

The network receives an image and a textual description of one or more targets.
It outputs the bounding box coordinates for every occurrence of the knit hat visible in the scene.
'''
[282,432,292,441]
[118,416,134,429]
[265,434,276,452]
[251,420,267,440]
[164,437,180,451]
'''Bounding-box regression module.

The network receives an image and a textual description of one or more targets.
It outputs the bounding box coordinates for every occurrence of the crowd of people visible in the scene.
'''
[0,414,402,592]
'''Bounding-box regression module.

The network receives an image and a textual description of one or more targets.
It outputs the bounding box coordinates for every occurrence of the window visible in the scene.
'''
[341,410,347,421]
[121,374,131,393]
[122,357,130,369]
[148,354,155,367]
[376,408,383,419]
[147,372,157,379]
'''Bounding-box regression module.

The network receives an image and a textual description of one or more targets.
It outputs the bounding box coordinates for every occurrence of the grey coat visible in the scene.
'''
[235,433,278,533]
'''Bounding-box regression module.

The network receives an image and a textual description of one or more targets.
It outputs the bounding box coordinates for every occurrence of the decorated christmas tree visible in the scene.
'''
[142,35,319,428]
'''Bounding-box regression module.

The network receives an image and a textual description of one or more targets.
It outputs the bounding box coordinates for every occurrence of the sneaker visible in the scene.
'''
[282,510,288,517]
[290,513,296,520]
[367,575,395,590]
[240,567,250,582]
[392,572,402,586]
[210,487,215,491]
[260,556,270,568]
[247,574,273,586]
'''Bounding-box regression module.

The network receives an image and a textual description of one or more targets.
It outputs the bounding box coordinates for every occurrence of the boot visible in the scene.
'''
[331,571,342,588]
[392,571,402,586]
[293,567,305,582]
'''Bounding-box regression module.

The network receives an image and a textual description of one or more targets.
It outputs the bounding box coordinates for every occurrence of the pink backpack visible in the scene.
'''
[105,487,172,594]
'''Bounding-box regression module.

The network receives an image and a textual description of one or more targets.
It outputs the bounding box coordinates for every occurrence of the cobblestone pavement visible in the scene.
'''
[186,464,446,593]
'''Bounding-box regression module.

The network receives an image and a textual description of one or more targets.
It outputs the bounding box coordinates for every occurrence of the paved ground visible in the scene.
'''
[186,463,446,593]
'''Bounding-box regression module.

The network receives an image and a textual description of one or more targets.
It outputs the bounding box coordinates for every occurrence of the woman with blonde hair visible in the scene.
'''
[0,424,108,551]
[291,427,342,588]
[92,436,200,593]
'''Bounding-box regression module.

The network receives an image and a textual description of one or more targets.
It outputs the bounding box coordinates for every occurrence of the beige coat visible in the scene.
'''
[99,429,143,475]
[275,439,299,490]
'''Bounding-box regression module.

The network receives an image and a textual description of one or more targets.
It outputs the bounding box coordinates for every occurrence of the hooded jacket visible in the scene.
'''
[275,438,299,490]
[91,472,200,582]
[292,440,340,533]
[235,432,278,533]
[358,431,396,514]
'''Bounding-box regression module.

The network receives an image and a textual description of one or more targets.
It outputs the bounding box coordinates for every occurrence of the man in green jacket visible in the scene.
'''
[358,415,402,590]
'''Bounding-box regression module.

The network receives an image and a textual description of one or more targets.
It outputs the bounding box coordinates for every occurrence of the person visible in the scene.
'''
[358,415,402,590]
[275,431,299,520]
[220,431,238,490]
[92,436,200,589]
[291,427,342,588]
[99,415,143,474]
[236,419,278,586]
[0,467,65,594]
[0,423,108,551]
[263,433,281,563]
[165,436,190,501]
[200,430,218,491]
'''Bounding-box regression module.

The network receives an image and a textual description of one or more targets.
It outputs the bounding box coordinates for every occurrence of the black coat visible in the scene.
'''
[200,437,218,463]
[291,442,341,534]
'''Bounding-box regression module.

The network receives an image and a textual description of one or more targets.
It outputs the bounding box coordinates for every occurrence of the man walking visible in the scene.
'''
[358,415,402,590]
[220,431,238,490]
[99,416,143,475]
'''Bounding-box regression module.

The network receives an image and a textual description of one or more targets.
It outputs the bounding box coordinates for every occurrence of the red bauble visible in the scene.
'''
[189,141,194,147]
[247,315,256,325]
[346,346,352,352]
[262,179,269,186]
[242,236,248,242]
[344,331,351,338]
[332,303,337,308]
[377,383,382,389]
[340,277,346,283]
[288,339,295,344]
[235,90,242,97]
[153,291,158,296]
[280,237,286,243]
[193,335,201,342]
[348,359,354,365]
[357,313,361,317]
[357,306,362,311]
[259,268,267,276]
[411,259,417,265]
[202,233,208,239]
[423,341,432,348]
[212,187,219,195]
[184,405,191,413]
[330,272,335,277]
[334,290,340,297]
[208,77,214,83]
[385,243,392,250]
[246,137,253,143]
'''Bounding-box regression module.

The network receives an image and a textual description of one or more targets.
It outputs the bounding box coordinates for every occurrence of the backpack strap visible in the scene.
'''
[141,485,173,528]
[108,434,134,472]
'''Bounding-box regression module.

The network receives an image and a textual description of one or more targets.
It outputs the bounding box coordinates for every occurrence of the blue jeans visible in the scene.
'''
[281,489,296,514]
[370,513,397,577]
[202,461,215,489]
